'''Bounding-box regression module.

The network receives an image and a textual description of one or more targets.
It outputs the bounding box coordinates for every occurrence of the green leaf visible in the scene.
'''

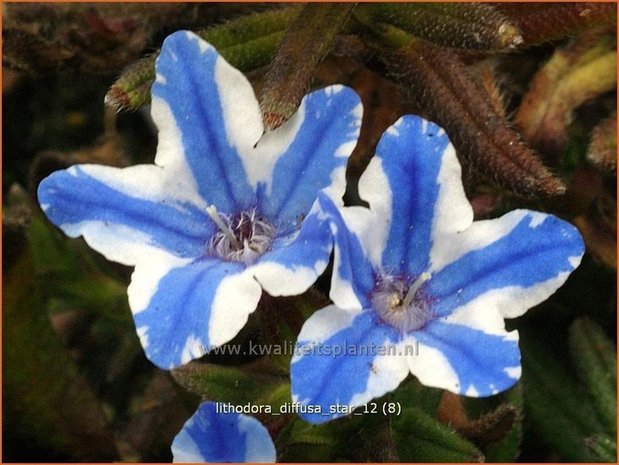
[106,6,302,111]
[367,25,565,198]
[355,3,522,51]
[3,247,118,460]
[521,334,606,461]
[495,3,617,47]
[171,358,288,406]
[392,377,444,416]
[259,3,355,130]
[279,397,400,462]
[27,215,129,320]
[283,419,338,452]
[484,384,524,462]
[392,405,484,462]
[568,317,617,434]
[586,433,617,462]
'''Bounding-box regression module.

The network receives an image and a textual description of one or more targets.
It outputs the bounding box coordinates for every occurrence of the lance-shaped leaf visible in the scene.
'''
[568,317,617,435]
[380,30,564,197]
[516,32,617,158]
[521,334,606,461]
[355,3,522,51]
[171,358,289,415]
[586,433,617,462]
[587,110,617,172]
[259,3,355,131]
[280,401,398,462]
[106,6,301,111]
[472,62,508,118]
[437,386,524,461]
[28,213,129,319]
[443,384,524,461]
[494,3,617,46]
[483,385,524,462]
[392,405,484,462]
[438,392,517,445]
[4,227,118,461]
[393,379,443,417]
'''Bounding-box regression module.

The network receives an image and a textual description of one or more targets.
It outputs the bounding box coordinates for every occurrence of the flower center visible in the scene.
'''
[206,205,275,264]
[371,272,433,332]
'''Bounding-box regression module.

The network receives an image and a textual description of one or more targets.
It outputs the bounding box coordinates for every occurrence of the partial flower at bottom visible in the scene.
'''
[37,30,363,369]
[291,115,584,424]
[172,402,276,463]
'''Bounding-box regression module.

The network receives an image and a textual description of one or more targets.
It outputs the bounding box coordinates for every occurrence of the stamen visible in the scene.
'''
[371,273,434,332]
[402,272,432,308]
[206,205,240,249]
[206,207,276,264]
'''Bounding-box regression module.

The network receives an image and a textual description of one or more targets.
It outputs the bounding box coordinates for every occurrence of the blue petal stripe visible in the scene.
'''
[38,166,209,258]
[153,31,255,212]
[172,402,276,463]
[172,402,247,462]
[253,201,332,295]
[318,194,376,309]
[375,116,451,276]
[415,321,520,396]
[292,311,401,424]
[134,258,245,369]
[428,212,584,317]
[262,87,361,228]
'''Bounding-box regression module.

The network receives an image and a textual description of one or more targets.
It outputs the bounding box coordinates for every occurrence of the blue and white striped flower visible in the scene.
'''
[172,402,276,463]
[291,116,584,424]
[37,31,362,369]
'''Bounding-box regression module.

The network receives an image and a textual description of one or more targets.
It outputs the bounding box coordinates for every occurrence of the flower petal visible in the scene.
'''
[37,164,211,265]
[410,321,521,396]
[172,402,276,463]
[258,85,362,228]
[250,199,332,296]
[358,116,473,276]
[316,193,377,311]
[426,210,585,319]
[152,31,260,213]
[291,308,408,424]
[132,258,262,369]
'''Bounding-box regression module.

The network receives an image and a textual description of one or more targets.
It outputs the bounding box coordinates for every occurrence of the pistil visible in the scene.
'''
[372,273,434,332]
[206,205,241,249]
[401,272,431,308]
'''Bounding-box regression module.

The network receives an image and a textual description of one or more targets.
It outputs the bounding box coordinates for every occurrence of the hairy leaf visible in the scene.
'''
[586,433,617,462]
[495,3,617,46]
[516,32,617,158]
[260,3,355,131]
[3,242,118,460]
[393,405,485,462]
[568,317,617,434]
[106,6,301,111]
[380,30,565,197]
[355,3,522,50]
[171,358,288,408]
[438,393,517,445]
[521,335,606,461]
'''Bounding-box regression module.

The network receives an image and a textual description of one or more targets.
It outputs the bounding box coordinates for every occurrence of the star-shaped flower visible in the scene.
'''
[291,116,584,424]
[37,31,362,369]
[172,402,276,463]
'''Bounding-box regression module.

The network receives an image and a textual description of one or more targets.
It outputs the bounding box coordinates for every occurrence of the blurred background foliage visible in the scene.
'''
[3,2,617,462]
